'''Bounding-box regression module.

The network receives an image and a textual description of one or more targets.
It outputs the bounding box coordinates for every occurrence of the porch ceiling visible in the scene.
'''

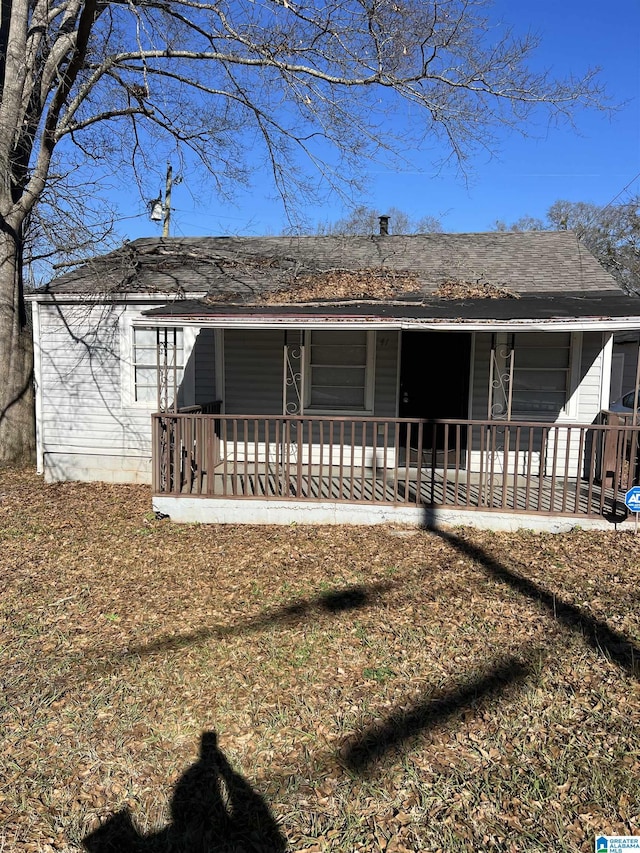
[142,290,640,331]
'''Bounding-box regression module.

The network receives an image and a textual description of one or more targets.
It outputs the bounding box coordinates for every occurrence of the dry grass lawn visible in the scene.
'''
[1,468,640,852]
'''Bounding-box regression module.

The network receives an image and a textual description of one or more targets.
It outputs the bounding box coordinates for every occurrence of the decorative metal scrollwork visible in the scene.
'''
[283,335,305,417]
[284,345,303,415]
[489,339,514,421]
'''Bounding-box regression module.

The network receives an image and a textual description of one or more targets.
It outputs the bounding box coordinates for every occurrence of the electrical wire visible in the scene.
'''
[589,170,640,223]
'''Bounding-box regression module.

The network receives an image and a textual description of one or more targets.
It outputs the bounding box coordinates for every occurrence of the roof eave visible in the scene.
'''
[26,290,209,303]
[136,312,640,333]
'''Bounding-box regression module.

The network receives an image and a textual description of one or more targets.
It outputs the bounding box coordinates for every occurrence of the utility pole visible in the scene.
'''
[149,162,176,237]
[163,162,172,238]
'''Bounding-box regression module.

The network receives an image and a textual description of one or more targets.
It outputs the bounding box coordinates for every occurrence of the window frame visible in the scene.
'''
[303,329,376,415]
[130,324,186,409]
[510,331,581,421]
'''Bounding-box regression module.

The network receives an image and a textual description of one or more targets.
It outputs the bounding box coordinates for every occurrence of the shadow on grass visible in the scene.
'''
[83,731,285,853]
[119,581,393,660]
[341,654,534,773]
[434,528,640,679]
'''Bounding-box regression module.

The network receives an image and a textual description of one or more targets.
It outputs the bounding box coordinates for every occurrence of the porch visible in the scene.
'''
[151,413,639,524]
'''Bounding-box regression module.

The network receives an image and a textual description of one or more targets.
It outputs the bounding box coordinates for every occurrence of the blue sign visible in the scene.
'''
[624,486,640,513]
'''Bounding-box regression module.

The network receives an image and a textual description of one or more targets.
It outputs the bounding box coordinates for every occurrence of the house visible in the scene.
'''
[28,230,640,530]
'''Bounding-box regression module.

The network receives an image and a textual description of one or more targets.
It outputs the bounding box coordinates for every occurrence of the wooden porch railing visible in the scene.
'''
[151,413,640,519]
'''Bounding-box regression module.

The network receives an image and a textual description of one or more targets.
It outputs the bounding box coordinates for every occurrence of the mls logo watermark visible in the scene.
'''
[596,837,640,851]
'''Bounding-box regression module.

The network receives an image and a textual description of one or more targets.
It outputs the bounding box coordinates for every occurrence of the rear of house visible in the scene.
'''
[28,232,640,529]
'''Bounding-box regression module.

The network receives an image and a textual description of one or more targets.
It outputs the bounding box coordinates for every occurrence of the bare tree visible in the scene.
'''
[0,0,607,463]
[315,205,443,236]
[494,215,547,233]
[24,165,121,287]
[495,198,640,293]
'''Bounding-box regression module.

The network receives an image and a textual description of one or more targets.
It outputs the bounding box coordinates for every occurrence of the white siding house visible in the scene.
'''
[32,298,205,482]
[28,232,640,527]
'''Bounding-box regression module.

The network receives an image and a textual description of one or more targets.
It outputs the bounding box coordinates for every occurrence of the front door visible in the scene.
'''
[399,331,472,449]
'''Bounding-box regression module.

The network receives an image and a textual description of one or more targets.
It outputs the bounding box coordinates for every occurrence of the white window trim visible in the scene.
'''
[303,329,376,415]
[509,331,582,422]
[123,321,190,410]
[182,327,198,407]
[120,311,136,409]
[562,331,582,421]
[602,333,616,408]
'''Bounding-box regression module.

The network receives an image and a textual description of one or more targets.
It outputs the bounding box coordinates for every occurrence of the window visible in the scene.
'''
[305,330,374,412]
[133,326,184,404]
[511,332,572,417]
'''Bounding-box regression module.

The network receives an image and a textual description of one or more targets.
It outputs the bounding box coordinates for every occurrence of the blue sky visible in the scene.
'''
[115,0,640,240]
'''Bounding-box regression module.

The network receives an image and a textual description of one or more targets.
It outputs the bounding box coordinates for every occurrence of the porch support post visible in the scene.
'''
[283,330,305,415]
[156,327,181,413]
[156,327,164,412]
[488,333,514,420]
[488,334,496,419]
[506,334,515,420]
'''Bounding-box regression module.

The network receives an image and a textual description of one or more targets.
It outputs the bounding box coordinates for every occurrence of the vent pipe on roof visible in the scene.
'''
[379,215,389,236]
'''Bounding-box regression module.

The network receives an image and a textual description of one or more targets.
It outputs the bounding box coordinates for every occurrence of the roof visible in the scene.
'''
[37,231,640,328]
[42,231,621,299]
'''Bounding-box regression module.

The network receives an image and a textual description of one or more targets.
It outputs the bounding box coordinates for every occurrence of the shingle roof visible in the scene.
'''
[43,231,621,300]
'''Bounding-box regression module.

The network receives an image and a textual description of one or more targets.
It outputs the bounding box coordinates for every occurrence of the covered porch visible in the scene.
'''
[151,412,639,524]
[142,291,640,526]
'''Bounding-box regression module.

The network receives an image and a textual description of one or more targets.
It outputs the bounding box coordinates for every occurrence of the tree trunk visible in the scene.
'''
[0,224,35,466]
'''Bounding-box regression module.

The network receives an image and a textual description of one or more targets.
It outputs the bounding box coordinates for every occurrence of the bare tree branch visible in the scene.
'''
[0,0,612,462]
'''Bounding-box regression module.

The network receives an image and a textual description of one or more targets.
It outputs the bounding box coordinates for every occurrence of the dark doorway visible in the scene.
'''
[399,331,472,450]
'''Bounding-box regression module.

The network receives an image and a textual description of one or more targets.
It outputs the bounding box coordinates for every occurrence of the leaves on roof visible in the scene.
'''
[259,268,422,303]
[433,279,519,299]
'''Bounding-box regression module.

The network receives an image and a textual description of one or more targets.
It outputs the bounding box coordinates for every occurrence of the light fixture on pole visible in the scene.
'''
[149,197,163,221]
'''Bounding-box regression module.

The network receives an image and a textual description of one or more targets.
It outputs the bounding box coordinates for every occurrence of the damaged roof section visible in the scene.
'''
[43,231,619,302]
[255,268,424,303]
[142,291,640,324]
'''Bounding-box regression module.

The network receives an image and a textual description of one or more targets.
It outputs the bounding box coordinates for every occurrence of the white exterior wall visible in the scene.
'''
[32,299,611,488]
[33,299,202,484]
[576,331,610,421]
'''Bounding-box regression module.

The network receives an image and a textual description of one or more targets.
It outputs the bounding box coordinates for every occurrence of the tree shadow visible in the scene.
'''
[118,581,393,660]
[432,528,640,679]
[341,654,534,774]
[83,731,286,853]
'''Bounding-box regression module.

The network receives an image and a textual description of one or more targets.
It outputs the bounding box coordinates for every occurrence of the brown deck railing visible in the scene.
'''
[151,413,640,518]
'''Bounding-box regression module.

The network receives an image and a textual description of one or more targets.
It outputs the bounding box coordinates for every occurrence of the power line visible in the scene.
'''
[171,206,250,222]
[597,170,640,216]
[111,211,149,224]
[570,170,640,237]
